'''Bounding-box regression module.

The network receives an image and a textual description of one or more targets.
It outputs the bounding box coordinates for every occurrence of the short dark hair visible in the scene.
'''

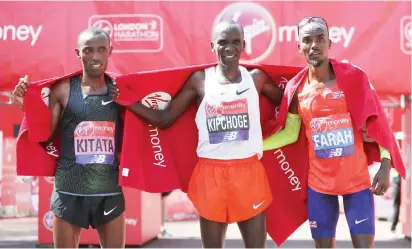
[77,27,111,47]
[212,20,244,40]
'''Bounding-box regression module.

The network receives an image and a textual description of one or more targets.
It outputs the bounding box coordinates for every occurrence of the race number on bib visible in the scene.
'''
[310,114,355,159]
[205,99,250,144]
[74,121,116,165]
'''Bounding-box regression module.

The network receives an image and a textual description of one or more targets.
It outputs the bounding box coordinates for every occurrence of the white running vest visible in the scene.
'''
[195,66,263,160]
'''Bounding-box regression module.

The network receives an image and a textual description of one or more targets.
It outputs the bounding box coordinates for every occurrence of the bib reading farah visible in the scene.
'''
[310,114,355,158]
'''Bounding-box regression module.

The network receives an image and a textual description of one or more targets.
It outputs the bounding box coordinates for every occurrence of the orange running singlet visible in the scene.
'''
[298,80,371,195]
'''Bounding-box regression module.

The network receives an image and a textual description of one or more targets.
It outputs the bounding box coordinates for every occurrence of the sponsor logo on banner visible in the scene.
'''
[213,2,355,63]
[278,77,288,90]
[43,210,53,231]
[0,24,43,46]
[44,176,55,184]
[88,14,164,53]
[213,2,276,64]
[273,149,301,192]
[141,91,171,110]
[142,92,172,168]
[400,15,412,55]
[125,218,138,226]
[41,87,50,106]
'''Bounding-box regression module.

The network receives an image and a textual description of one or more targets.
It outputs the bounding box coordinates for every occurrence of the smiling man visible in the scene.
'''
[115,20,285,248]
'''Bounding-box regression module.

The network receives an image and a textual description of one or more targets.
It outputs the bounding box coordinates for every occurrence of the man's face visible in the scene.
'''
[75,34,112,78]
[298,23,331,67]
[211,25,245,67]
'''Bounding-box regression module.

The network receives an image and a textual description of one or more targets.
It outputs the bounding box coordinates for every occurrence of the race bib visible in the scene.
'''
[310,114,355,158]
[74,121,116,164]
[205,99,250,144]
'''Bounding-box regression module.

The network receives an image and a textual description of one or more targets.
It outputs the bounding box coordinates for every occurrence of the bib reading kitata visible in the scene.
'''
[74,121,116,164]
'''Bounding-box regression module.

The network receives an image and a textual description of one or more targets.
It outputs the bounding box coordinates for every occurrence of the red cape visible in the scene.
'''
[267,59,406,179]
[114,63,308,246]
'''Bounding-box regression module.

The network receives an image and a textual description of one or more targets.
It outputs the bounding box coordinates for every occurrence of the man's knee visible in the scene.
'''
[199,216,227,248]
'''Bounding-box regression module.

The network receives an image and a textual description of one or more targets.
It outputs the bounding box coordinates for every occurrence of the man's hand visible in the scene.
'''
[12,75,29,106]
[370,158,391,195]
[109,80,119,99]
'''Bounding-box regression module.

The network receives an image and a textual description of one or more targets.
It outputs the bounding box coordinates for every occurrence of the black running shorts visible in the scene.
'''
[50,191,125,229]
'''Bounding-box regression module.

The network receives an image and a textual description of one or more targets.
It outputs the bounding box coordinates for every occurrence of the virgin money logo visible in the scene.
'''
[213,2,276,64]
[310,118,328,133]
[400,16,412,55]
[43,211,53,231]
[278,77,288,90]
[92,20,113,38]
[41,87,50,106]
[205,103,224,117]
[142,91,171,110]
[44,176,55,184]
[0,25,43,46]
[76,122,95,137]
[213,2,355,64]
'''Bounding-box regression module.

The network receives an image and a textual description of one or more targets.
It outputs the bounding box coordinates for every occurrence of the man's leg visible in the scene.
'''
[159,191,172,237]
[92,193,126,248]
[52,215,82,248]
[237,211,267,248]
[307,187,340,248]
[227,157,272,248]
[391,180,401,232]
[187,159,229,248]
[343,188,375,248]
[199,216,228,248]
[96,213,125,248]
[50,191,89,248]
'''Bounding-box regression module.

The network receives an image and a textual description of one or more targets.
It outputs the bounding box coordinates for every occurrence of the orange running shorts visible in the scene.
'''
[187,155,273,223]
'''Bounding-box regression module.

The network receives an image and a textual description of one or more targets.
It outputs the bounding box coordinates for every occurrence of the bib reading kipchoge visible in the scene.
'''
[205,98,250,144]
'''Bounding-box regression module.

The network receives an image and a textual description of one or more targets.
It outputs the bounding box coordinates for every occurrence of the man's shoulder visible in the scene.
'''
[335,59,368,76]
[188,69,206,83]
[54,76,73,87]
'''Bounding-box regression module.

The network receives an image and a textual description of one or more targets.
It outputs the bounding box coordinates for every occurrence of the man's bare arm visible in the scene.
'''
[125,71,203,129]
[250,69,284,106]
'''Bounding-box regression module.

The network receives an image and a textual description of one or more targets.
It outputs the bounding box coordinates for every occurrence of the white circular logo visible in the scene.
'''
[404,20,412,44]
[43,211,53,231]
[310,118,328,133]
[92,19,114,38]
[278,77,288,90]
[75,121,95,137]
[44,177,55,184]
[213,2,277,64]
[41,87,50,107]
[141,91,172,110]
